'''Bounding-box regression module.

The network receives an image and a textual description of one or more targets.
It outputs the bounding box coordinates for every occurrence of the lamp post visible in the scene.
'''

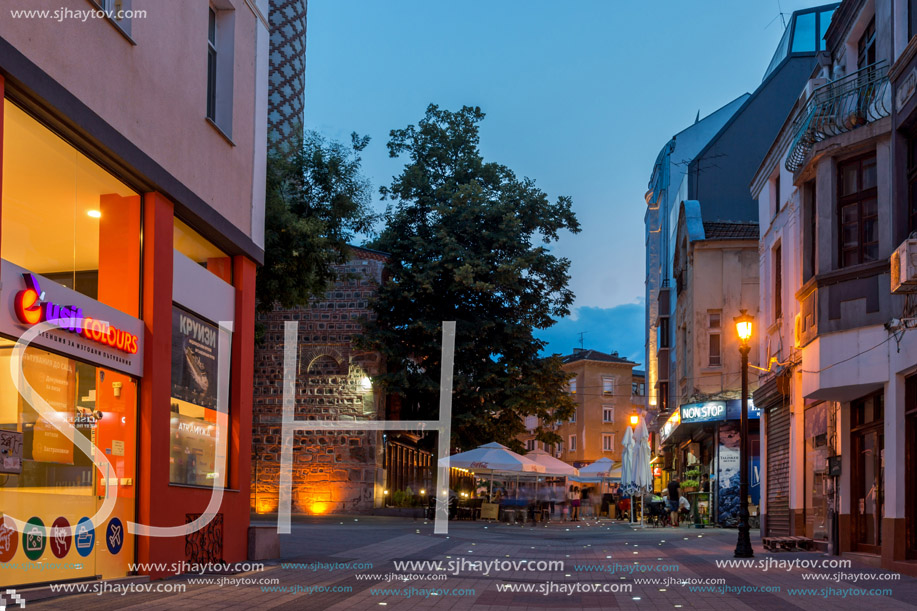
[734,309,754,558]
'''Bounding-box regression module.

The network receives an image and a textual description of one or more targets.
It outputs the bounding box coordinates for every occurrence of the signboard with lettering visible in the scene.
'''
[171,307,219,409]
[680,401,726,423]
[678,399,761,424]
[0,259,143,376]
[659,410,681,443]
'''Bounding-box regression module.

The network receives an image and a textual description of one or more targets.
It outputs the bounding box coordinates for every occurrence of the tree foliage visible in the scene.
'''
[362,105,580,451]
[257,132,378,312]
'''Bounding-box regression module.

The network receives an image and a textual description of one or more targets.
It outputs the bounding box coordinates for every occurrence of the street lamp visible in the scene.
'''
[733,309,754,558]
[629,413,639,426]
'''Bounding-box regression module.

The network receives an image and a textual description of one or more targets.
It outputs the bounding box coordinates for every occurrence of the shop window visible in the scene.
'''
[804,402,829,541]
[1,102,140,317]
[174,218,233,283]
[169,306,230,487]
[0,339,136,585]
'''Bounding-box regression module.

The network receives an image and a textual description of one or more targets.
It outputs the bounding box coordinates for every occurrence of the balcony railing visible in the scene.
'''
[785,61,890,173]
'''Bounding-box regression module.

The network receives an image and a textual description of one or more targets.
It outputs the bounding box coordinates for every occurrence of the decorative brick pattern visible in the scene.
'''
[252,248,389,514]
[268,0,307,146]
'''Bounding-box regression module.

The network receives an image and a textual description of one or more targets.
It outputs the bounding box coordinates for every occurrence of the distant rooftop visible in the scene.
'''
[763,4,840,81]
[562,349,636,366]
[633,369,645,378]
[702,221,759,241]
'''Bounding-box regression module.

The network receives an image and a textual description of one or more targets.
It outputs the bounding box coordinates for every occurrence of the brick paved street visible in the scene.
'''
[28,516,917,610]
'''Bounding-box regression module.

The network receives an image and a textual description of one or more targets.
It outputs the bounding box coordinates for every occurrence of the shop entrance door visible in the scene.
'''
[851,392,884,555]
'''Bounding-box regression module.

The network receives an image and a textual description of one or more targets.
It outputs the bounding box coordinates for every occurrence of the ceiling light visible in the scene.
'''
[87,210,102,218]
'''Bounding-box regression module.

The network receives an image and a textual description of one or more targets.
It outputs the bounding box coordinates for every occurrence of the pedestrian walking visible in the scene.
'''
[569,485,581,521]
[667,479,681,527]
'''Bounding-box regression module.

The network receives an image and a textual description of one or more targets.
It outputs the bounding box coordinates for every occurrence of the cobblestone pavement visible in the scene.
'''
[28,515,917,610]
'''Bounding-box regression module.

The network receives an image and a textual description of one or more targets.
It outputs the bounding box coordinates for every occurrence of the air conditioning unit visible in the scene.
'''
[891,239,917,293]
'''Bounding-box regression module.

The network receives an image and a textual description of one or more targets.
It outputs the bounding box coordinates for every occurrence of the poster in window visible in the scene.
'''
[171,307,218,409]
[23,348,75,464]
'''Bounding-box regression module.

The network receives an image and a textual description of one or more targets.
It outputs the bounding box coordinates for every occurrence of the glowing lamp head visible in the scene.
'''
[360,376,372,391]
[734,309,754,346]
[87,210,102,219]
[420,489,426,495]
[629,414,639,426]
[383,489,389,495]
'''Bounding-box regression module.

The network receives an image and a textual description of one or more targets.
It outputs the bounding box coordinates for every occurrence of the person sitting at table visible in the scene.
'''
[678,495,692,524]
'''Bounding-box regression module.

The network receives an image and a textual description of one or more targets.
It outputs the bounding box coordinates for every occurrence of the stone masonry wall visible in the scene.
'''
[252,248,387,514]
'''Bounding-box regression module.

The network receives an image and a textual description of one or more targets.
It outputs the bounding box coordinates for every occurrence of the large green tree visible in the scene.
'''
[363,104,580,451]
[257,132,378,312]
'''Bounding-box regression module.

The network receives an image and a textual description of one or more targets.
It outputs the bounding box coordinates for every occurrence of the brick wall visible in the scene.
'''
[251,248,388,514]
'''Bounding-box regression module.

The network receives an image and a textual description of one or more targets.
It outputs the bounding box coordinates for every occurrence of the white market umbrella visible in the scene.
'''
[439,442,545,473]
[578,457,614,476]
[439,442,545,502]
[526,449,579,476]
[633,419,653,528]
[633,419,652,492]
[620,426,636,522]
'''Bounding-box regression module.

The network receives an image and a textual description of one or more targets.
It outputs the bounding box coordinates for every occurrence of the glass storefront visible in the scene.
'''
[804,402,829,541]
[0,340,136,587]
[169,306,229,487]
[174,217,233,284]
[1,101,140,318]
[0,98,141,587]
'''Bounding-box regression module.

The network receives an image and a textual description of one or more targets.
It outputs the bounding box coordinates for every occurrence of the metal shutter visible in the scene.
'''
[766,404,791,536]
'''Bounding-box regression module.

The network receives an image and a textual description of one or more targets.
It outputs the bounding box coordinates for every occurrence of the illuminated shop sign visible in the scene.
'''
[14,273,138,354]
[680,401,726,423]
[679,399,761,424]
[725,399,761,420]
[659,410,681,443]
[0,259,144,376]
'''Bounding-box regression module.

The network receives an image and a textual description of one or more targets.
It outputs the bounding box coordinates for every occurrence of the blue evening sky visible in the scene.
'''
[303,0,832,364]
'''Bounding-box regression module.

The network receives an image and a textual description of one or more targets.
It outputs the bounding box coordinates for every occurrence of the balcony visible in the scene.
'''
[785,61,890,173]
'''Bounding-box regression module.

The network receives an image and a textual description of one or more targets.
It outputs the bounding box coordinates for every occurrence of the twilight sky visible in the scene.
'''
[303,0,833,363]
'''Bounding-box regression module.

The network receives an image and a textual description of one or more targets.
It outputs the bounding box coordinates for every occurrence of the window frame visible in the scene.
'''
[773,173,781,218]
[569,434,577,452]
[774,243,783,322]
[603,406,614,424]
[857,17,877,70]
[207,6,218,122]
[908,133,917,234]
[602,433,614,452]
[837,153,879,268]
[602,376,615,397]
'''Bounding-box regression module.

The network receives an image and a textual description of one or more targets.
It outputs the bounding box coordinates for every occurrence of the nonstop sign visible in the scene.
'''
[0,259,144,376]
[680,399,760,424]
[680,401,726,423]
